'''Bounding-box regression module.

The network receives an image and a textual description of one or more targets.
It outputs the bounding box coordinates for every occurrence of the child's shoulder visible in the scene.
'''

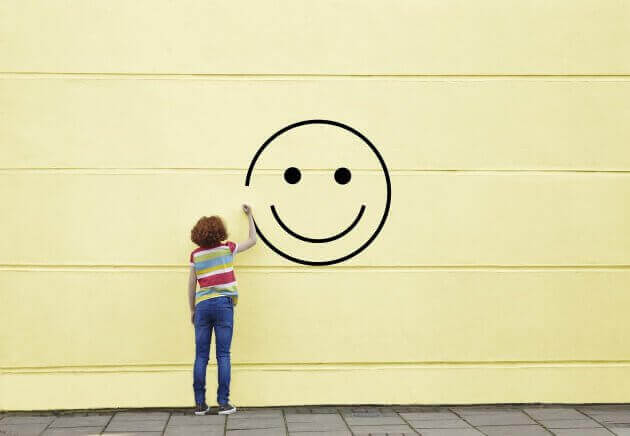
[190,246,207,255]
[191,242,235,253]
[224,240,237,254]
[190,242,236,259]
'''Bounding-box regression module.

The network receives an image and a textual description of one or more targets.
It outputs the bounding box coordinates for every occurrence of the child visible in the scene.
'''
[188,204,256,415]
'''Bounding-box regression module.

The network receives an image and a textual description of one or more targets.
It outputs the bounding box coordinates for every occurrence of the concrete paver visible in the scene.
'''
[1,416,55,424]
[231,409,283,418]
[226,429,286,436]
[538,418,603,428]
[286,415,347,432]
[408,418,471,428]
[168,414,225,426]
[164,425,225,436]
[285,413,342,422]
[401,411,460,420]
[608,423,630,434]
[353,432,416,436]
[551,429,615,436]
[477,424,551,435]
[111,411,170,420]
[287,423,347,432]
[0,422,51,435]
[287,432,351,436]
[463,411,536,426]
[226,416,284,430]
[348,424,414,432]
[42,427,104,435]
[7,405,630,435]
[579,407,630,423]
[452,406,524,415]
[581,412,630,425]
[101,433,163,436]
[525,407,588,420]
[105,419,167,432]
[581,406,630,412]
[50,415,112,427]
[339,407,398,416]
[417,429,484,436]
[344,415,406,425]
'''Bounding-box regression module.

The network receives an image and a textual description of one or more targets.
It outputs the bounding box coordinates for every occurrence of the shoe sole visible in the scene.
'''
[218,407,237,415]
[194,407,210,416]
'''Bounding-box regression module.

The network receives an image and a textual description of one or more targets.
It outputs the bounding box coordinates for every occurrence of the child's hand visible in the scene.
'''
[242,204,253,215]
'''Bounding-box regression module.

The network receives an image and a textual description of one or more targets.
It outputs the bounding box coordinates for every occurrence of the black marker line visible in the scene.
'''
[271,204,366,243]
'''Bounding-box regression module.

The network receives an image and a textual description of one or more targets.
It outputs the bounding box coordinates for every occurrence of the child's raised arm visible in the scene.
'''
[235,204,257,254]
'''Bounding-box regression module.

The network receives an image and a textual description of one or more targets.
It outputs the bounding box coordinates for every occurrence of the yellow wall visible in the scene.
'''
[2,0,630,410]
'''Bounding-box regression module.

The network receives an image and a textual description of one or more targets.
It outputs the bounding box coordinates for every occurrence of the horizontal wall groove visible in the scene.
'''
[6,361,630,375]
[2,169,630,175]
[2,265,630,272]
[4,72,630,81]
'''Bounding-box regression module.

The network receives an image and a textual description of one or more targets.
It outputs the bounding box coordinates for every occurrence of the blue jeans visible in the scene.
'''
[193,296,234,405]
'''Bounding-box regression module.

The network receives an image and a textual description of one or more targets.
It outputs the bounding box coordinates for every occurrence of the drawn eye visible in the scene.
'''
[334,167,351,185]
[284,167,301,184]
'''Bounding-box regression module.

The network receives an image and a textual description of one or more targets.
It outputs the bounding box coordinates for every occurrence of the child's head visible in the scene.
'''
[191,216,227,247]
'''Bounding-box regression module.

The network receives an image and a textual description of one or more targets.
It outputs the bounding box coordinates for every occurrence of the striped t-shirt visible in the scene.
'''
[189,241,238,306]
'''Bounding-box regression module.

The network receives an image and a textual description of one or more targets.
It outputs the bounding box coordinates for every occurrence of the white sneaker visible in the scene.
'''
[194,403,210,415]
[218,402,237,414]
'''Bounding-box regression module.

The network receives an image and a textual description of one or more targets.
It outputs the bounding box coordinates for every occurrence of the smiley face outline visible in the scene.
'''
[245,119,392,266]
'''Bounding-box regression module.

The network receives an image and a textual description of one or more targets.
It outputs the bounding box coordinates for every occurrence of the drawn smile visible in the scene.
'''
[270,204,366,243]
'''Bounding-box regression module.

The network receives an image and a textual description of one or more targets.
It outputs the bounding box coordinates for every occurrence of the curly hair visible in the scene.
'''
[191,216,227,247]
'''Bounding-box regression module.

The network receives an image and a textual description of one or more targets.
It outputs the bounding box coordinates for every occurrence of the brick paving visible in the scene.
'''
[2,405,630,435]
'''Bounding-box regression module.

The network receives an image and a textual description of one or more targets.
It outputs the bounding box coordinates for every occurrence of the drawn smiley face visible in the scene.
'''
[245,120,391,266]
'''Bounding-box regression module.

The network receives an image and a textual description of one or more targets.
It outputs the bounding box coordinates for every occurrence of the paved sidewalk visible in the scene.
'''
[2,405,630,436]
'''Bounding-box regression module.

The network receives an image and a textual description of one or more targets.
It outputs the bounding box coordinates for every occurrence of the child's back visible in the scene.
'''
[190,241,239,307]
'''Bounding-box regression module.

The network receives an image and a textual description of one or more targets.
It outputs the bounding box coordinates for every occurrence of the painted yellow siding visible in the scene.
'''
[1,0,630,410]
[2,1,630,74]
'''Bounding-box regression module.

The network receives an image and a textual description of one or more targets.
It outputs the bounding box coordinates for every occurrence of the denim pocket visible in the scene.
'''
[215,305,234,326]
